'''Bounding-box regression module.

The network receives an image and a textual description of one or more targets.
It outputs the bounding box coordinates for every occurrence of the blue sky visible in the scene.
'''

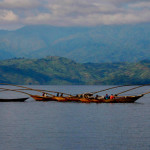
[0,0,150,30]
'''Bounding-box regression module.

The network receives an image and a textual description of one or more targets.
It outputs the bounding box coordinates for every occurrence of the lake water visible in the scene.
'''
[0,85,150,150]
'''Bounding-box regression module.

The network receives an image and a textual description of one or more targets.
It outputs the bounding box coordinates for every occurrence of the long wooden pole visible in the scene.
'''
[90,85,129,95]
[0,87,33,96]
[141,91,150,95]
[0,87,55,97]
[0,83,71,96]
[115,85,148,96]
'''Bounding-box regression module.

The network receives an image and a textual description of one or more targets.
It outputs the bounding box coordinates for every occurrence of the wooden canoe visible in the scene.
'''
[89,94,144,103]
[0,97,28,102]
[30,95,55,101]
[65,96,81,102]
[51,96,67,102]
[79,98,91,103]
[114,95,144,103]
[30,95,67,102]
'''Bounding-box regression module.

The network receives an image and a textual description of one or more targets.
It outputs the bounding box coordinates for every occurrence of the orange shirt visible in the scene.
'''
[110,95,114,99]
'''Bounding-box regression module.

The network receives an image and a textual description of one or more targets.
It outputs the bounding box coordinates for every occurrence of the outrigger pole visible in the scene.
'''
[115,84,150,96]
[0,83,72,96]
[0,87,33,96]
[90,85,129,95]
[0,84,55,97]
[141,91,150,95]
[0,87,56,97]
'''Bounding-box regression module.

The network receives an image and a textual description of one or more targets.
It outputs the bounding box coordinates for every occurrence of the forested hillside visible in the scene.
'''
[0,57,150,85]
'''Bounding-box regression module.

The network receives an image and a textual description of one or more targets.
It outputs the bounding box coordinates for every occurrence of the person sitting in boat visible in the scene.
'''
[105,94,110,99]
[57,93,59,97]
[110,94,115,99]
[42,92,47,97]
[95,95,99,99]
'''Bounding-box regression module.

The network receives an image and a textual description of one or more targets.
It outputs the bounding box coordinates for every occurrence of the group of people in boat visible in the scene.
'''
[95,94,115,100]
[77,93,116,100]
[42,92,64,97]
[57,93,63,97]
[42,92,115,100]
[104,94,115,99]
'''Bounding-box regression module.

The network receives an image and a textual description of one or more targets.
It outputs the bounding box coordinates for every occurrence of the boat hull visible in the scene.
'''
[114,95,143,103]
[51,96,67,102]
[30,95,55,101]
[90,95,143,103]
[65,97,81,102]
[30,95,66,101]
[79,98,91,103]
[0,97,28,102]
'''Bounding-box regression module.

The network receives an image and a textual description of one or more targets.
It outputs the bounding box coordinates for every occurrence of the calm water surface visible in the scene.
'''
[0,85,150,150]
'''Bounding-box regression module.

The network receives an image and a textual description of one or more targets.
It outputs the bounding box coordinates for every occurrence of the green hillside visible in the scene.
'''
[0,57,150,85]
[0,24,150,62]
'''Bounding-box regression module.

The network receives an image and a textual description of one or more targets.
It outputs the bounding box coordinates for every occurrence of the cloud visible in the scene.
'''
[129,2,150,9]
[0,0,150,29]
[47,1,122,16]
[23,0,150,26]
[0,0,40,9]
[0,9,18,22]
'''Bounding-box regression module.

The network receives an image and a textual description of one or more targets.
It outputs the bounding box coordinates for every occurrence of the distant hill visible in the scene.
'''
[0,24,150,63]
[0,56,150,85]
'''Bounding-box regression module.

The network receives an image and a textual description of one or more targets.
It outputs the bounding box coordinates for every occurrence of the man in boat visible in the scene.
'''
[105,94,110,99]
[95,95,98,99]
[110,94,115,99]
[42,92,47,97]
[57,93,59,97]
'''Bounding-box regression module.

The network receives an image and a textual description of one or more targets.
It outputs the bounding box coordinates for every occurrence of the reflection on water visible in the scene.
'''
[0,85,150,150]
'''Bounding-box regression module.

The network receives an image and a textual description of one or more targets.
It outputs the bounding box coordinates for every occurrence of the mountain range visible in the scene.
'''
[0,56,150,85]
[0,24,150,63]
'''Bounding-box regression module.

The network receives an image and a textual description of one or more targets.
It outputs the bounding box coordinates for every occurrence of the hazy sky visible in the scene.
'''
[0,0,150,30]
